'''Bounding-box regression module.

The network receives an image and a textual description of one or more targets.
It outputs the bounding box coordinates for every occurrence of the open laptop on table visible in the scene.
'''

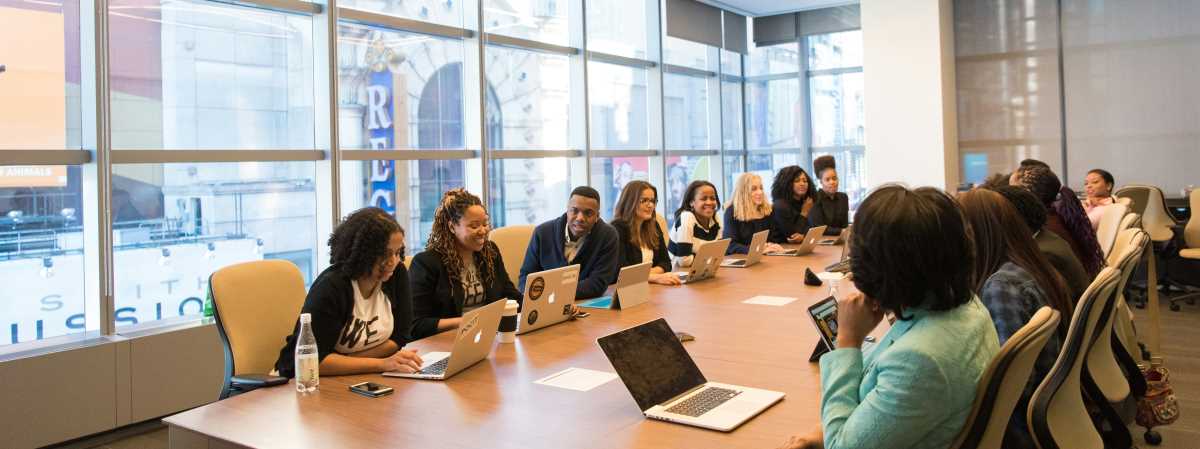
[516,264,580,335]
[720,230,767,268]
[597,318,785,432]
[824,227,854,273]
[673,238,731,284]
[383,299,505,380]
[578,261,651,310]
[818,225,851,246]
[764,225,827,257]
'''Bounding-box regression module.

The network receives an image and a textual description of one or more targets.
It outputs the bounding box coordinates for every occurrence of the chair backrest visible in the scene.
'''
[1115,185,1175,242]
[210,260,307,378]
[404,255,413,268]
[656,213,670,249]
[1186,189,1200,249]
[1095,203,1128,258]
[488,224,535,286]
[1116,212,1140,237]
[1108,228,1148,363]
[951,307,1061,449]
[1086,230,1147,404]
[1028,267,1121,449]
[1114,186,1149,216]
[1116,197,1132,206]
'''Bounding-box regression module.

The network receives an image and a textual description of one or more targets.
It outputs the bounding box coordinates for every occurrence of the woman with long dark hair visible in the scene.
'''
[1018,166,1105,276]
[612,180,681,285]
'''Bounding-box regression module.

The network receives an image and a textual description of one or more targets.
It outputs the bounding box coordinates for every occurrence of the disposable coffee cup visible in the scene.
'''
[498,299,519,343]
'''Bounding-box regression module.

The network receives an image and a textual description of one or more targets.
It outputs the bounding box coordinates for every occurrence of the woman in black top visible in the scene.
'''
[612,180,681,285]
[809,155,850,236]
[275,207,423,377]
[723,172,785,254]
[410,189,522,340]
[770,165,816,243]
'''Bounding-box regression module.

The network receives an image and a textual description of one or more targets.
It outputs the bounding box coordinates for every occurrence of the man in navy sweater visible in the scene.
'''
[519,186,620,300]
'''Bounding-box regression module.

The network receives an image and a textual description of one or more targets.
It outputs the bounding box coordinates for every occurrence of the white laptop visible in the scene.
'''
[597,318,785,432]
[516,264,580,335]
[577,262,651,310]
[720,230,768,268]
[382,299,505,380]
[673,239,731,284]
[818,225,851,246]
[764,225,827,257]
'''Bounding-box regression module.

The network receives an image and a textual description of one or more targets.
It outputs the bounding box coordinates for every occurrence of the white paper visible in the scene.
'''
[534,367,619,392]
[742,295,799,306]
[817,271,847,281]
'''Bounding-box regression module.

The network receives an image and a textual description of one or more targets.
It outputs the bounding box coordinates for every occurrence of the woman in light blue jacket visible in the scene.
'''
[779,185,1000,449]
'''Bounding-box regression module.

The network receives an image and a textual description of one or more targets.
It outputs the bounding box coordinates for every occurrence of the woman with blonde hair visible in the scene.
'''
[723,172,785,254]
[612,180,681,285]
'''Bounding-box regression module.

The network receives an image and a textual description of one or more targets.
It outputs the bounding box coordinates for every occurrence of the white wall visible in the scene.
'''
[861,0,959,191]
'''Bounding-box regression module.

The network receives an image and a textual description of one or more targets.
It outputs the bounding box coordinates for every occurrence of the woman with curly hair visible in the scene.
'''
[769,165,816,243]
[410,189,521,339]
[275,207,424,377]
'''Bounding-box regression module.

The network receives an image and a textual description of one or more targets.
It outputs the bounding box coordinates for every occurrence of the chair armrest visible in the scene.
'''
[231,373,288,388]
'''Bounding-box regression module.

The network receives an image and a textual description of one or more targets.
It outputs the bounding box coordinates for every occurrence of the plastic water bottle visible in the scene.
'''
[294,313,319,393]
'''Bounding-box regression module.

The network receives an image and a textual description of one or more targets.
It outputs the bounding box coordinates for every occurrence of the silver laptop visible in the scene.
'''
[764,225,827,256]
[598,318,785,432]
[383,299,506,380]
[516,264,580,335]
[818,225,851,246]
[674,238,731,284]
[577,262,651,310]
[825,227,854,273]
[720,230,767,268]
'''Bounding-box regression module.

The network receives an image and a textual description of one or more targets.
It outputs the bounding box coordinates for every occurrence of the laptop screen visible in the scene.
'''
[597,318,707,411]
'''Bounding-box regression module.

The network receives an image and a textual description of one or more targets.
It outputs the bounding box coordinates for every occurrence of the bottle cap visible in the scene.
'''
[300,313,312,323]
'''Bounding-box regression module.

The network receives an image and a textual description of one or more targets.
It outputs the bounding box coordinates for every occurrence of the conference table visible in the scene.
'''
[165,243,881,449]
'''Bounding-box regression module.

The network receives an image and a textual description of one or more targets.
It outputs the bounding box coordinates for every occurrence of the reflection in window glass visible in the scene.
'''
[747,152,803,182]
[810,72,865,147]
[486,46,570,150]
[663,36,712,71]
[807,30,863,70]
[746,78,800,149]
[338,23,466,150]
[1,166,88,346]
[108,0,316,149]
[590,156,651,221]
[111,162,317,329]
[748,42,800,77]
[587,0,649,60]
[721,80,743,150]
[664,73,708,150]
[489,158,575,227]
[484,0,568,45]
[338,0,464,29]
[589,62,649,150]
[1,0,81,149]
[340,160,469,253]
[722,154,744,201]
[663,155,717,229]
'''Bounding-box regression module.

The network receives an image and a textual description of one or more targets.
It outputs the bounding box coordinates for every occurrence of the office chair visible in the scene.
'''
[1095,203,1128,258]
[210,260,307,399]
[1109,229,1146,362]
[1166,188,1200,308]
[950,307,1060,449]
[1028,267,1121,449]
[1085,229,1149,427]
[488,224,535,286]
[1116,186,1178,311]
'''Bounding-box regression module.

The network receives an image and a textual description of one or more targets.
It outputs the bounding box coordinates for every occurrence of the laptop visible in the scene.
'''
[517,264,580,335]
[383,299,505,380]
[824,227,854,273]
[720,230,767,268]
[673,238,731,284]
[597,318,785,432]
[764,225,827,256]
[818,225,851,246]
[577,262,652,310]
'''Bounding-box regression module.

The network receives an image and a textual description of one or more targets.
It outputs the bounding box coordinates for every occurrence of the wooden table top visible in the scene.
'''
[165,244,879,449]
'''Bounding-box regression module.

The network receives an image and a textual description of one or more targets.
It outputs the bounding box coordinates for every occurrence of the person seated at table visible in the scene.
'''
[1017,165,1105,276]
[770,165,815,244]
[777,185,999,449]
[1007,158,1051,186]
[960,188,1072,448]
[275,207,423,377]
[612,180,681,285]
[808,155,849,236]
[518,186,620,300]
[410,189,522,340]
[992,185,1092,302]
[1083,168,1119,230]
[669,180,722,267]
[723,172,785,255]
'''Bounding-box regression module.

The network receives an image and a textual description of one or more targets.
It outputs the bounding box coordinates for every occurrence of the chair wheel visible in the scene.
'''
[1135,302,1147,309]
[1170,303,1181,311]
[1188,299,1196,305]
[1144,429,1162,445]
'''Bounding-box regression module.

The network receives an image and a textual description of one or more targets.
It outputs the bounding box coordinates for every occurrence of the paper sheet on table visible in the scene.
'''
[742,295,799,306]
[534,367,619,392]
[817,271,846,281]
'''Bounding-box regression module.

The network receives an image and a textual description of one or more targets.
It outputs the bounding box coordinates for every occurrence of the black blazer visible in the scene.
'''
[612,218,672,273]
[409,241,522,340]
[770,196,811,243]
[723,206,772,254]
[809,190,849,236]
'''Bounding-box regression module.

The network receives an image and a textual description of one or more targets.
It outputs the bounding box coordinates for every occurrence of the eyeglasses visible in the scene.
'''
[639,197,658,205]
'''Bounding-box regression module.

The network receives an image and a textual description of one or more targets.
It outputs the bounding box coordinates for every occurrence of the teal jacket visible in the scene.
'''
[820,297,1000,449]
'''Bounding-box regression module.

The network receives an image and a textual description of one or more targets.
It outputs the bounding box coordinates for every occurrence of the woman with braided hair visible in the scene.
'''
[1016,165,1106,276]
[410,189,522,340]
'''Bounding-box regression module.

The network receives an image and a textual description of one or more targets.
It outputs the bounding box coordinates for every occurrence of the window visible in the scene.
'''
[484,0,569,45]
[0,0,81,150]
[588,62,649,150]
[590,156,652,221]
[746,79,801,149]
[338,0,464,29]
[489,157,578,227]
[663,36,712,71]
[808,30,863,71]
[806,30,865,207]
[663,73,709,150]
[586,0,650,60]
[485,46,570,150]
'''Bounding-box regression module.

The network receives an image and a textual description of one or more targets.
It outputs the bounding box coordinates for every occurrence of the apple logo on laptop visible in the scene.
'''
[474,331,482,344]
[549,292,556,304]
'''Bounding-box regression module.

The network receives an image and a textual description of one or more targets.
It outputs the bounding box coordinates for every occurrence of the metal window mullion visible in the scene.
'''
[577,0,592,188]
[587,51,656,69]
[341,150,478,161]
[663,63,717,78]
[109,150,326,164]
[81,0,115,337]
[483,33,580,56]
[807,66,862,77]
[337,8,474,40]
[799,34,814,170]
[476,0,490,204]
[490,150,584,159]
[653,0,667,216]
[208,0,321,15]
[0,150,92,165]
[320,0,343,268]
[590,149,661,157]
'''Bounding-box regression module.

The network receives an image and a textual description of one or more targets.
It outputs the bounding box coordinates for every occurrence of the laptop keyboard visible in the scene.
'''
[664,386,741,417]
[825,259,851,273]
[419,358,450,375]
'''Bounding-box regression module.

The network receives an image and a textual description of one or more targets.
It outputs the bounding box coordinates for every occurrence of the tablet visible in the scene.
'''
[806,296,840,351]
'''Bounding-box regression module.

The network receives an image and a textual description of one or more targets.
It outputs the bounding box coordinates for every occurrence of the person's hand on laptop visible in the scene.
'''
[835,292,884,350]
[649,272,682,286]
[787,232,804,244]
[379,349,424,373]
[777,424,823,449]
[765,242,785,254]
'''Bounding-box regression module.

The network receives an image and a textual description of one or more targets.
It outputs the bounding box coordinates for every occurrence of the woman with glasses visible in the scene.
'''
[612,180,681,285]
[275,207,424,377]
[409,189,522,340]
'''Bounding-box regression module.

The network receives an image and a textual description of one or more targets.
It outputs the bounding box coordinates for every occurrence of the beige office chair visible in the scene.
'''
[1170,188,1200,305]
[1086,230,1147,417]
[1095,203,1128,258]
[950,307,1061,449]
[489,224,535,286]
[1117,212,1141,235]
[1115,185,1176,242]
[404,255,413,268]
[1109,229,1147,361]
[210,260,307,399]
[1028,267,1121,449]
[655,213,670,249]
